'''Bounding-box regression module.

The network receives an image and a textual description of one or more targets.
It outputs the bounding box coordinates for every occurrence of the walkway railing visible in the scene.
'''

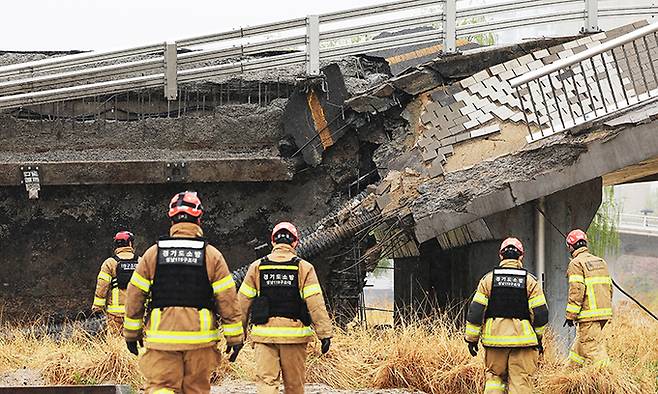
[0,0,656,109]
[619,213,658,229]
[510,21,658,141]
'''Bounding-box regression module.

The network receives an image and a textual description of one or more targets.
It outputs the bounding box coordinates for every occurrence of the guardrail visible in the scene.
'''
[510,21,658,141]
[0,0,656,110]
[619,213,658,229]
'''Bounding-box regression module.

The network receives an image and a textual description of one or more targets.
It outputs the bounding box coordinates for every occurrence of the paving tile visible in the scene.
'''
[428,157,445,178]
[452,131,470,143]
[473,70,490,82]
[438,94,456,107]
[463,118,479,129]
[421,148,437,162]
[460,103,477,116]
[493,105,515,120]
[517,54,534,66]
[576,36,593,45]
[503,58,521,71]
[478,112,494,124]
[435,127,451,140]
[591,32,607,41]
[468,82,484,95]
[544,54,559,64]
[528,59,545,71]
[449,123,466,135]
[449,100,466,112]
[430,90,448,102]
[438,145,454,156]
[510,112,525,122]
[426,101,442,114]
[453,90,470,101]
[549,44,564,55]
[533,49,550,59]
[471,124,501,138]
[499,70,515,82]
[460,76,477,88]
[468,109,485,121]
[447,84,463,95]
[482,101,498,113]
[490,63,506,75]
[513,64,530,76]
[440,136,457,147]
[421,111,436,125]
[417,137,432,148]
[426,140,440,153]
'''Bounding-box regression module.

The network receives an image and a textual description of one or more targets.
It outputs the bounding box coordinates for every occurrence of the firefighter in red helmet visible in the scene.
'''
[123,191,244,394]
[564,229,612,367]
[92,231,139,334]
[464,237,549,393]
[238,221,333,394]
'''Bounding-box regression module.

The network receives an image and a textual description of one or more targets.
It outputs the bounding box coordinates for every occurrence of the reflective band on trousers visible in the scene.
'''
[107,305,125,314]
[569,350,586,365]
[239,283,257,298]
[124,316,143,331]
[484,377,506,393]
[153,389,175,394]
[93,297,105,307]
[212,275,236,294]
[259,265,298,270]
[481,319,538,347]
[566,303,582,314]
[534,325,547,336]
[146,329,220,344]
[222,322,244,337]
[251,325,314,337]
[302,284,322,299]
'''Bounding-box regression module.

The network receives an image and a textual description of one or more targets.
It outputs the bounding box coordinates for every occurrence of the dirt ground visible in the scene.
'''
[213,380,425,393]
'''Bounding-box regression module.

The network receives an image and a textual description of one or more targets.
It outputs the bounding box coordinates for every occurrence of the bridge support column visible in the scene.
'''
[409,178,602,352]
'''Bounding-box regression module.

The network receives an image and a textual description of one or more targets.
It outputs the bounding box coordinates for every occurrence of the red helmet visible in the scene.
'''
[271,222,299,248]
[114,231,134,246]
[566,229,587,247]
[168,191,203,218]
[499,237,524,256]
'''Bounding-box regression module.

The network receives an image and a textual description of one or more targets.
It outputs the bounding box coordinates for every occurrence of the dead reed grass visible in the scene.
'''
[0,302,656,393]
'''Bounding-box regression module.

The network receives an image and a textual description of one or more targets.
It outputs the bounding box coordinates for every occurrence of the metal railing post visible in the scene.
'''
[443,0,457,53]
[306,15,321,76]
[164,42,178,101]
[583,0,600,33]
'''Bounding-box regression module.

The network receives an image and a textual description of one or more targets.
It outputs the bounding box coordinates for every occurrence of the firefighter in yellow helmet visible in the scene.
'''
[123,191,244,394]
[91,231,139,334]
[564,229,612,367]
[464,237,549,394]
[238,222,333,394]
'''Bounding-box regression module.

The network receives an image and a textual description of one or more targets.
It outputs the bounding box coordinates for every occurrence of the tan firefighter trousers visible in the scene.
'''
[483,347,538,394]
[255,342,308,394]
[569,320,610,367]
[139,346,221,394]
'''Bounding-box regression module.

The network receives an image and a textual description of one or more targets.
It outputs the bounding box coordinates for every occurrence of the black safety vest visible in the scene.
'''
[111,255,138,290]
[258,257,308,322]
[150,237,213,310]
[485,267,531,320]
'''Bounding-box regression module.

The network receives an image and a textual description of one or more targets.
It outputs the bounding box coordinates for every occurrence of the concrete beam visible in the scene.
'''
[413,117,658,243]
[0,157,294,186]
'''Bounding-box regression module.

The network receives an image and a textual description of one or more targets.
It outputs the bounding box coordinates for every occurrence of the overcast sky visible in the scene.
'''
[1,0,392,51]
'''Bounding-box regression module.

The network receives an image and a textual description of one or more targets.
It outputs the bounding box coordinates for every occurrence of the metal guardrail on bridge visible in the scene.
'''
[0,0,656,109]
[510,21,658,141]
[619,213,658,234]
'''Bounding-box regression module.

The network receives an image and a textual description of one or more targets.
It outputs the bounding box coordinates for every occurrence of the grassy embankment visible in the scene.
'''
[0,302,656,393]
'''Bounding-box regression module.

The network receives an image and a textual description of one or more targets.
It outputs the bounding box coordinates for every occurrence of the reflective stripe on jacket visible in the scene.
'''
[566,247,613,322]
[464,259,549,348]
[238,243,333,344]
[123,222,244,351]
[92,246,136,316]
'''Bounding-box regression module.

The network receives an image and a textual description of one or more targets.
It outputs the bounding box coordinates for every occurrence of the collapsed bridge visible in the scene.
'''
[0,0,657,348]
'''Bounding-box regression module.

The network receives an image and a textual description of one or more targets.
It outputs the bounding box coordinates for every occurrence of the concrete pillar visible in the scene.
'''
[394,255,432,321]
[417,178,602,353]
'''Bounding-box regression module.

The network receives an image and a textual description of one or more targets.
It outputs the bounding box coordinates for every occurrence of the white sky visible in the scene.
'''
[0,0,392,51]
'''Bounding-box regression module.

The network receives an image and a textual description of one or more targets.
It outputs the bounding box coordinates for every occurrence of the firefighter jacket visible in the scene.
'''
[123,222,244,351]
[565,247,613,322]
[92,246,137,316]
[464,259,549,348]
[238,243,333,344]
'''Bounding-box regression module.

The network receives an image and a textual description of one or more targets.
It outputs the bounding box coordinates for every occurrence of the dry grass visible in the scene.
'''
[1,302,656,393]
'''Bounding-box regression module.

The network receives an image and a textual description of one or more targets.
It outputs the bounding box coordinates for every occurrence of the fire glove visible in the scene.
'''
[467,341,478,357]
[563,319,574,328]
[321,338,331,354]
[225,343,243,362]
[536,341,544,355]
[126,339,143,356]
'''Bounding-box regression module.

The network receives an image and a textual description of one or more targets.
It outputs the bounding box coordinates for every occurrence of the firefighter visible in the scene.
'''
[464,237,549,394]
[91,231,138,334]
[238,222,333,394]
[564,229,612,367]
[123,191,244,394]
